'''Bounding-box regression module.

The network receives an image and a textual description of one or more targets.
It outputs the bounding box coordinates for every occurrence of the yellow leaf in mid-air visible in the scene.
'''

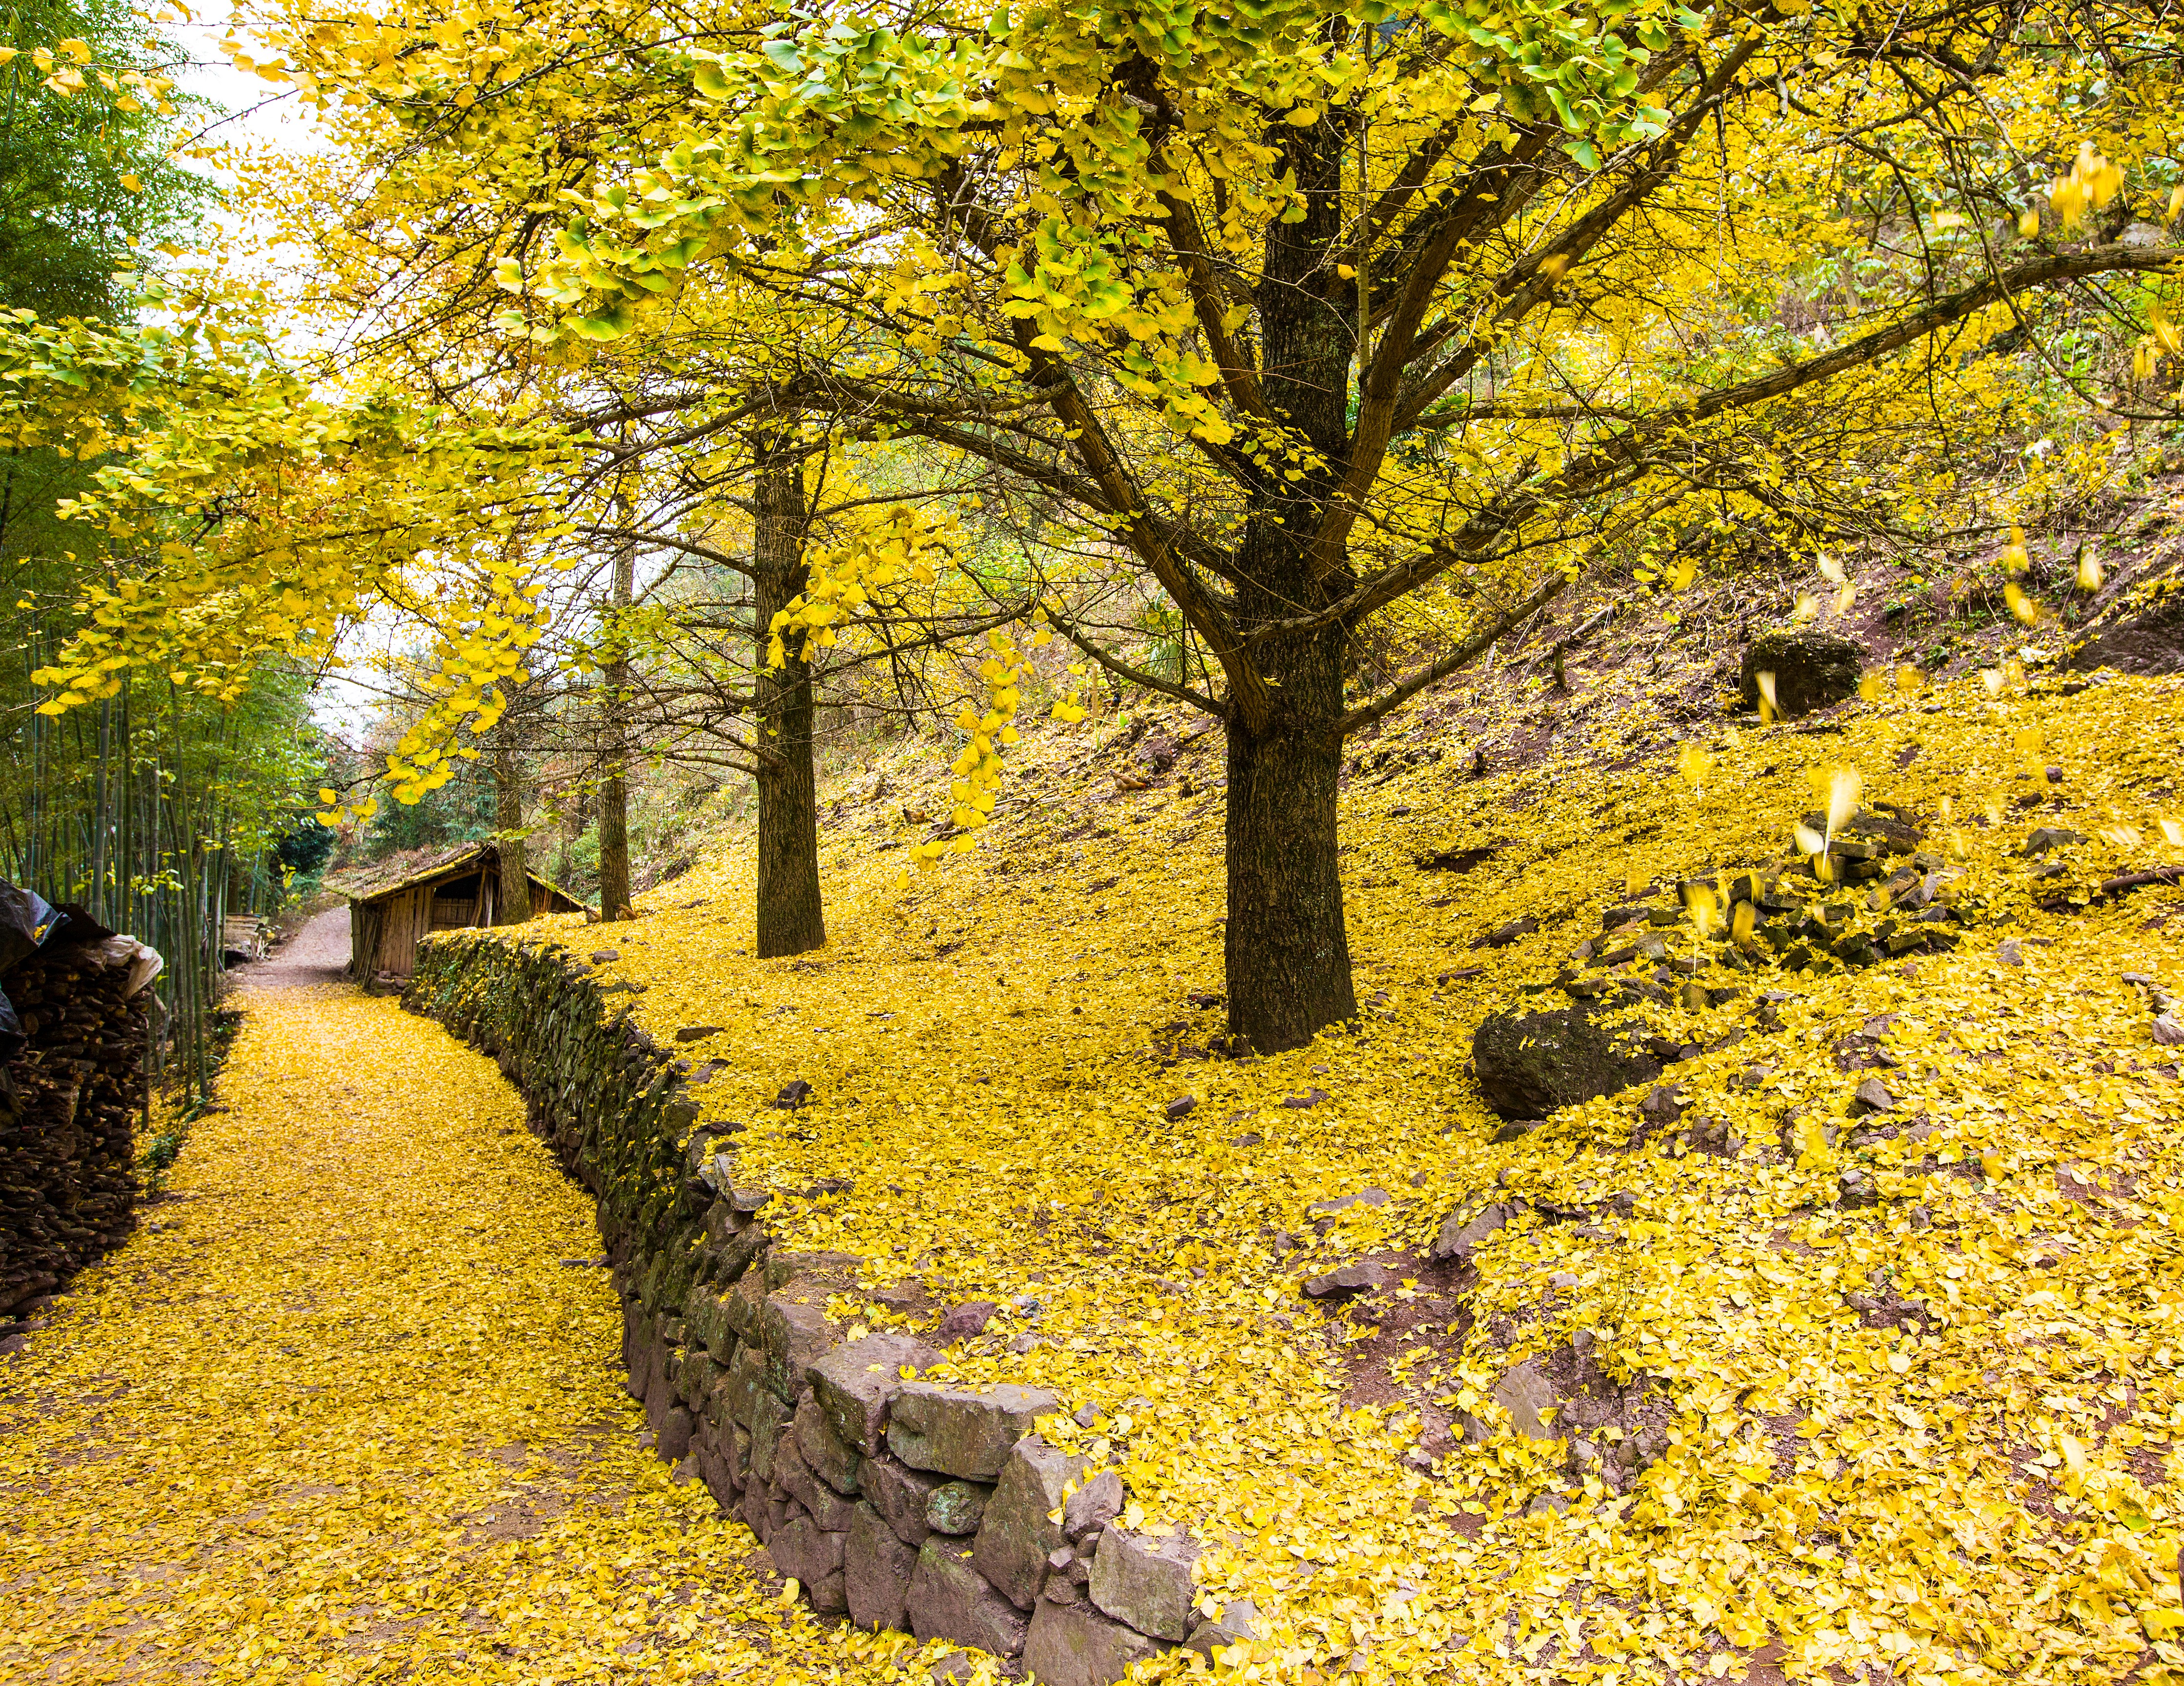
[1676,743,1712,790]
[1793,823,1825,857]
[1809,766,1860,841]
[2077,551,2104,592]
[1687,882,1719,940]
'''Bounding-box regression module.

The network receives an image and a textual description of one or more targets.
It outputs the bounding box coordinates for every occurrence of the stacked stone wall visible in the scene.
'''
[405,932,1255,1685]
[1,936,155,1316]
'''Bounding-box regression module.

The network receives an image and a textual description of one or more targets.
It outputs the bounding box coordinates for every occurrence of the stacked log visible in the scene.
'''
[0,934,156,1316]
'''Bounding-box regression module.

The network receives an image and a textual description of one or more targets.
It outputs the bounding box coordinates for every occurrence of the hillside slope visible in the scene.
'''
[530,646,2184,1686]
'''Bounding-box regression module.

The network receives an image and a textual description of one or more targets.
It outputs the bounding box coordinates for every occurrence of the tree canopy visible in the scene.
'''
[5,0,2181,1037]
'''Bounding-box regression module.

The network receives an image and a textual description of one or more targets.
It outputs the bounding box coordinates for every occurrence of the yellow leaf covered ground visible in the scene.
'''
[0,986,935,1685]
[556,666,2184,1685]
[7,663,2184,1686]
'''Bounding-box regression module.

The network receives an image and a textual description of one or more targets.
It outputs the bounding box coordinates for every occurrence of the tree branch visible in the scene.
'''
[1329,570,1571,738]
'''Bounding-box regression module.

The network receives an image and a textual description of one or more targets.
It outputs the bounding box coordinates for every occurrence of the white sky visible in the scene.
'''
[165,0,314,165]
[160,5,396,748]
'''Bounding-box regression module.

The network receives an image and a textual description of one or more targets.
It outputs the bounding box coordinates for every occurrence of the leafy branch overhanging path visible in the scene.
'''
[0,984,930,1686]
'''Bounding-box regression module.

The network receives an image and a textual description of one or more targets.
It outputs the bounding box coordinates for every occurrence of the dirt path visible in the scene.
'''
[234,903,352,989]
[0,986,931,1686]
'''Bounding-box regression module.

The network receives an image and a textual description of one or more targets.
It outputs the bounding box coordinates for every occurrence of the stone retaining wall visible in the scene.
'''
[1,933,156,1316]
[405,932,1255,1685]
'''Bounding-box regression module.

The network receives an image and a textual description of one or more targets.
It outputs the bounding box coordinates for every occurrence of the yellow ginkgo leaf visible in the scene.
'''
[1820,766,1861,840]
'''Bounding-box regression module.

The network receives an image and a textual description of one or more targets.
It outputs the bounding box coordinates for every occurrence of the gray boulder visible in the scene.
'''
[774,1436,857,1531]
[1492,1359,1559,1441]
[692,1420,737,1512]
[740,1475,775,1544]
[908,1539,1030,1656]
[846,1502,917,1633]
[1088,1525,1199,1642]
[927,1479,992,1536]
[1063,1469,1124,1540]
[1023,1598,1169,1686]
[721,1269,770,1344]
[1739,627,1865,717]
[1472,1004,1662,1120]
[971,1436,1087,1608]
[1184,1598,1262,1658]
[683,1283,733,1360]
[758,1292,839,1403]
[863,1453,946,1546]
[793,1394,863,1496]
[1301,1261,1394,1299]
[769,1515,848,1613]
[809,1332,940,1455]
[1429,1201,1521,1263]
[889,1382,1059,1480]
[716,1336,768,1432]
[748,1387,790,1485]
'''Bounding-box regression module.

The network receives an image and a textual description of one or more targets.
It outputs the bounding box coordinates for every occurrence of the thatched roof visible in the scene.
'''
[326,841,591,912]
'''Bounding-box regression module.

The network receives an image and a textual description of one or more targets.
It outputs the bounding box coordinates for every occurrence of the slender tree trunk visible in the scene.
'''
[1224,111,1359,1053]
[90,697,111,924]
[495,739,532,923]
[749,444,825,958]
[596,499,635,921]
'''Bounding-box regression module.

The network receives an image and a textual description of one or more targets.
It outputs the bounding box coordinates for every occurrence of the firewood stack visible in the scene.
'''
[1,904,159,1318]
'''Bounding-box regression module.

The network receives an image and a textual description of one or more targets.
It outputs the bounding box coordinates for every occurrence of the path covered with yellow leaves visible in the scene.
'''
[0,986,921,1686]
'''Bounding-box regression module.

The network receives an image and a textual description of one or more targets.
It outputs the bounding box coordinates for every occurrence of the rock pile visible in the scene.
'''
[1,921,158,1316]
[407,932,1250,1684]
[1472,805,1969,1119]
[1737,626,1866,717]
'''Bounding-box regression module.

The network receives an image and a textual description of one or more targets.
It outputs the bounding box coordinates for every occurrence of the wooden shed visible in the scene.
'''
[336,843,589,982]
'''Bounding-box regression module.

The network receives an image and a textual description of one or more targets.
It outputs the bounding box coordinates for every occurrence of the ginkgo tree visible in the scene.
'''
[195,5,1061,949]
[472,0,2182,1048]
